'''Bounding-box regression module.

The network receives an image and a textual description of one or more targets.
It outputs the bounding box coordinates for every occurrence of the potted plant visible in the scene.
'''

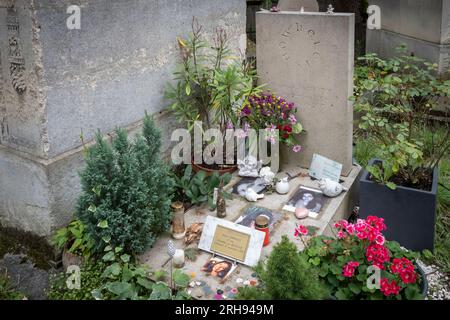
[165,18,262,174]
[53,219,94,270]
[296,217,428,300]
[353,47,450,251]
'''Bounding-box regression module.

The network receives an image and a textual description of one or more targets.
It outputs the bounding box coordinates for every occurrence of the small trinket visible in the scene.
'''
[295,207,309,219]
[171,202,186,239]
[275,177,290,194]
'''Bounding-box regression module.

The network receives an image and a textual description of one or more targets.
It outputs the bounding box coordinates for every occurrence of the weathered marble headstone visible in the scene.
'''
[256,12,354,175]
[278,0,319,12]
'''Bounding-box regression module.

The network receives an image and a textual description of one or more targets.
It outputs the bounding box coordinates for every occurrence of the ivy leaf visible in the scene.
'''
[153,270,168,281]
[120,254,131,263]
[136,277,154,290]
[97,220,109,229]
[88,204,97,213]
[103,262,121,278]
[386,182,397,190]
[102,251,115,262]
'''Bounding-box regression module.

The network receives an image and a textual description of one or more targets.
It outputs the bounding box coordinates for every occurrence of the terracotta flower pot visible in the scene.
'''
[191,160,237,176]
[62,245,84,271]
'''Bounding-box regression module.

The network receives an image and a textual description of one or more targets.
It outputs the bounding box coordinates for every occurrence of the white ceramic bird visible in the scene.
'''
[318,178,347,197]
[244,188,265,202]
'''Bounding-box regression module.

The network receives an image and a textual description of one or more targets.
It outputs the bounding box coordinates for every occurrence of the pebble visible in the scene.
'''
[251,273,257,277]
[195,281,202,286]
[236,278,243,284]
[217,289,224,295]
[417,259,450,300]
[243,280,250,286]
[189,281,196,288]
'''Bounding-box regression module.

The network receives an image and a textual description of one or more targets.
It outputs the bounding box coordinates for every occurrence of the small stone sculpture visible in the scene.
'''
[275,177,290,194]
[318,178,347,197]
[259,166,275,186]
[326,4,334,14]
[244,188,265,202]
[237,155,262,178]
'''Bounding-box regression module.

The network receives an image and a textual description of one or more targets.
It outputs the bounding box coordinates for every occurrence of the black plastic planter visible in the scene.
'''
[359,159,438,251]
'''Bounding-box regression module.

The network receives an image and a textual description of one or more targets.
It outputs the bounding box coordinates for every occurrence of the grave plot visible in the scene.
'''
[139,164,361,300]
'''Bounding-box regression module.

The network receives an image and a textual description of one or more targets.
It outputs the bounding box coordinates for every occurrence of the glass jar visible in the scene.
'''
[171,202,186,240]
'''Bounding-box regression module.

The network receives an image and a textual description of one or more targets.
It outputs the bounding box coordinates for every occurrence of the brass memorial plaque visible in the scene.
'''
[210,225,250,262]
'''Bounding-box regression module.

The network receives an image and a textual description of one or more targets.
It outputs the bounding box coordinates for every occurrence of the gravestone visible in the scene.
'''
[278,0,319,12]
[256,12,354,175]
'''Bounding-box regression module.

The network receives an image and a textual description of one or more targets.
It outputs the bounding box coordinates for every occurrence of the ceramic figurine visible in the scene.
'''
[216,180,227,218]
[275,177,290,194]
[295,207,309,219]
[318,178,347,197]
[259,166,275,186]
[237,155,262,178]
[244,188,265,202]
[326,4,334,14]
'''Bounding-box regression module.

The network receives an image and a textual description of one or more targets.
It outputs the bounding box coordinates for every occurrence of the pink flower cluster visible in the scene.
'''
[366,243,390,269]
[342,261,360,278]
[390,258,417,284]
[380,278,401,296]
[294,225,308,237]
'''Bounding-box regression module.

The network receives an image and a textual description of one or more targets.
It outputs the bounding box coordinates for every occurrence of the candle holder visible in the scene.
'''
[171,201,186,239]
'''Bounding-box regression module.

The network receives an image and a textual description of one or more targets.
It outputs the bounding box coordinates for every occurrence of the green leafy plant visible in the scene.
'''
[165,18,262,132]
[52,219,94,259]
[76,115,174,255]
[0,271,25,300]
[174,165,232,209]
[353,46,450,190]
[238,236,329,300]
[47,262,108,300]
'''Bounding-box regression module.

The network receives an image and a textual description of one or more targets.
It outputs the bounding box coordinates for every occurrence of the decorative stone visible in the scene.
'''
[189,281,196,288]
[236,278,243,284]
[295,207,309,219]
[243,280,250,286]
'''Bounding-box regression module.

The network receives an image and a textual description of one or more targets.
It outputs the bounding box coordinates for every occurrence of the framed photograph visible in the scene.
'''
[283,186,327,214]
[201,257,237,282]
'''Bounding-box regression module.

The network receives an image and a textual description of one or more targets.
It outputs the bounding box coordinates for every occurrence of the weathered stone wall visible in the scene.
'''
[0,0,247,236]
[366,0,450,75]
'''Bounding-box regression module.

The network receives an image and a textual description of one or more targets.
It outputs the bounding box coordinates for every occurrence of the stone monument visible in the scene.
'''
[256,11,354,175]
[0,0,246,237]
[277,0,319,12]
[366,0,450,75]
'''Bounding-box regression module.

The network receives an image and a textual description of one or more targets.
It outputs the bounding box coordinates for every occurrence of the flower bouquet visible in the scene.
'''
[239,93,303,153]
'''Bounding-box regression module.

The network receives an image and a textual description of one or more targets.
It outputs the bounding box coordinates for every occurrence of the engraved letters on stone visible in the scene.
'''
[7,10,26,94]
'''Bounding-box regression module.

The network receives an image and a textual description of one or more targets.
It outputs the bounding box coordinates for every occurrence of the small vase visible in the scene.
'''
[171,202,186,240]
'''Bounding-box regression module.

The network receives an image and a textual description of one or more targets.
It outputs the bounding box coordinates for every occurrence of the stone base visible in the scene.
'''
[0,110,179,237]
[367,29,450,75]
[139,164,362,299]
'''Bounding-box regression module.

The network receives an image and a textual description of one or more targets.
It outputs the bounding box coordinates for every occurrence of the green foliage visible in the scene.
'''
[48,262,108,300]
[76,115,174,255]
[353,47,450,187]
[165,18,262,131]
[246,236,330,300]
[52,219,94,259]
[0,272,25,300]
[174,165,232,209]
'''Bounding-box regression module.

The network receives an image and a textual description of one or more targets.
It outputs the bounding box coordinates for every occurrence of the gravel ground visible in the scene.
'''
[417,259,450,300]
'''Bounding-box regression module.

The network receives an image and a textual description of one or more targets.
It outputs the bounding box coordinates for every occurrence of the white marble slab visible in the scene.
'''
[198,216,265,267]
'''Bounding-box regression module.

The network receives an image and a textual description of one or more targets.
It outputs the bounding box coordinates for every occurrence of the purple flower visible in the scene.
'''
[289,114,297,125]
[292,145,302,153]
[226,120,234,129]
[241,106,251,116]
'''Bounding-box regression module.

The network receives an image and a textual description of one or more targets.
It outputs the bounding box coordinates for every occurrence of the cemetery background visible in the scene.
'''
[0,0,448,301]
